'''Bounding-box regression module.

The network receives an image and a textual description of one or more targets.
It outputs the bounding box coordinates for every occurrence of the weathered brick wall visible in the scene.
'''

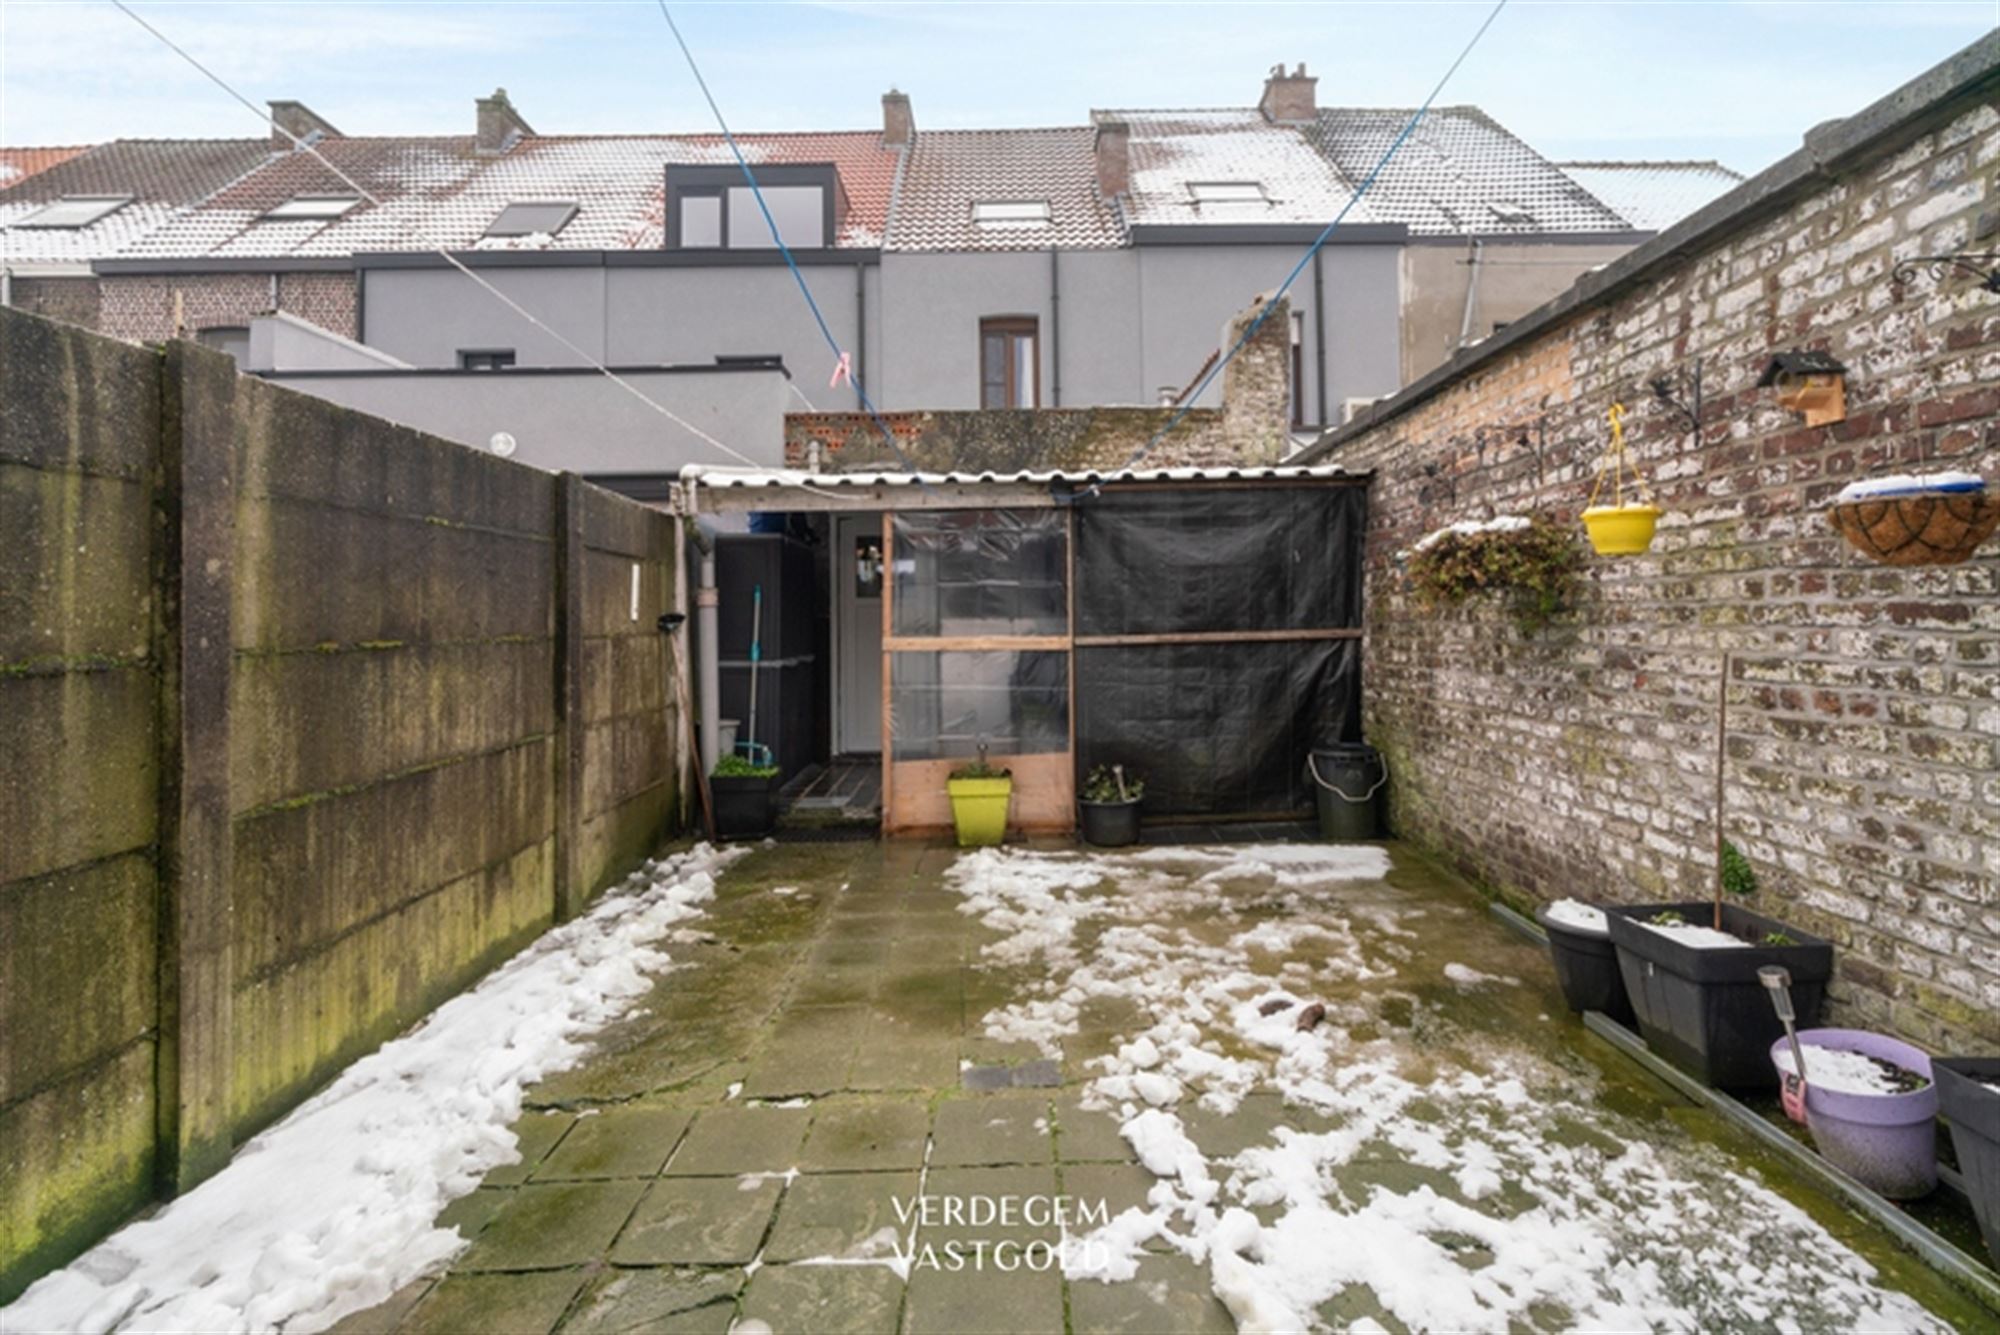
[787,295,1296,471]
[97,271,359,343]
[1329,90,2000,1052]
[0,306,684,1301]
[8,276,103,330]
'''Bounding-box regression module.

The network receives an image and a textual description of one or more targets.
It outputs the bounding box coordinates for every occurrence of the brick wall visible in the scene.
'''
[97,271,358,344]
[1324,81,2000,1052]
[8,276,103,330]
[0,305,684,1301]
[787,295,1295,471]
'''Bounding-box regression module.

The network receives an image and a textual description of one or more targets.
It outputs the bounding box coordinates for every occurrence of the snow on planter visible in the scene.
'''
[2,845,746,1335]
[1544,898,1609,932]
[945,845,1945,1332]
[1833,471,1985,501]
[1774,1043,1931,1096]
[1636,918,1751,948]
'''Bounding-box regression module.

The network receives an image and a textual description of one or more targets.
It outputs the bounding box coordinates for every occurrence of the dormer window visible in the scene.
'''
[15,195,134,228]
[261,195,360,221]
[972,200,1053,228]
[666,164,844,251]
[485,200,578,238]
[1187,181,1268,205]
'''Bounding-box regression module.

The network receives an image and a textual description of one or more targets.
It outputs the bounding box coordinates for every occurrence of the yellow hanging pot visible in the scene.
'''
[1581,402,1662,556]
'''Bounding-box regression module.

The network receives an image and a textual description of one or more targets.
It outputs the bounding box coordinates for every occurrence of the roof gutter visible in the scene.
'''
[1293,29,2000,464]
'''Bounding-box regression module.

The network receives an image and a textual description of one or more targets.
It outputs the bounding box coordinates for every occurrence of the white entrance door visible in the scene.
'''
[834,513,884,753]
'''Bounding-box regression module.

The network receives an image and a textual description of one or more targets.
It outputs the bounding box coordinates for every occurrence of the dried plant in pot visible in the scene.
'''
[1402,514,1583,636]
[1826,470,1998,567]
[1078,764,1143,848]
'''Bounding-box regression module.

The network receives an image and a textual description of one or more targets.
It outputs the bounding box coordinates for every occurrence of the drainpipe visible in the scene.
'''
[1049,248,1062,407]
[1312,250,1327,427]
[687,517,722,773]
[1,267,11,308]
[854,262,868,409]
[1455,238,1484,352]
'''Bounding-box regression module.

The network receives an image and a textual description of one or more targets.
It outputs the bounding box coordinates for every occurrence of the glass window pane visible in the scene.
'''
[890,650,1068,760]
[727,185,824,249]
[680,194,721,247]
[1013,333,1037,407]
[892,510,1067,637]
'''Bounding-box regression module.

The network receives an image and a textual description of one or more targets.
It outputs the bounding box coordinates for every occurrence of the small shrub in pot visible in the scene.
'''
[1079,765,1143,847]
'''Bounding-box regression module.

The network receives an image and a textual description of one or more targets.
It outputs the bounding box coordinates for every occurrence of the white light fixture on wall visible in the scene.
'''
[489,431,517,457]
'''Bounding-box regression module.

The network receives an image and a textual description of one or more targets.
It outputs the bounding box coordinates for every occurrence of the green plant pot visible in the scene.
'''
[947,776,1012,847]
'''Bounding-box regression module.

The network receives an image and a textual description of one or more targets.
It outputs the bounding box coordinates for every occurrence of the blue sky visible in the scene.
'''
[2,2,1995,175]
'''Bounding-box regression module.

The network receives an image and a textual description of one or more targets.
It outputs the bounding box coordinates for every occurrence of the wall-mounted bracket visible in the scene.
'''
[1891,253,2000,294]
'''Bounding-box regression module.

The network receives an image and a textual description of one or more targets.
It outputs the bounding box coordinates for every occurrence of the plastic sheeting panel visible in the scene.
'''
[1075,640,1357,816]
[893,510,1067,638]
[1073,486,1365,817]
[1074,488,1361,636]
[890,650,1068,761]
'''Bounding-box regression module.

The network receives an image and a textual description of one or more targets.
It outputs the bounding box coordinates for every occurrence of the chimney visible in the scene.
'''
[1258,63,1317,124]
[476,88,534,155]
[266,100,342,151]
[1094,119,1130,199]
[881,89,915,147]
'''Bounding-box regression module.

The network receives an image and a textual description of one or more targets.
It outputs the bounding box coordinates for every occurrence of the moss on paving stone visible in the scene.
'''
[481,1111,575,1186]
[561,1267,743,1335]
[762,1169,921,1262]
[457,1180,647,1271]
[929,1094,1054,1168]
[1068,1251,1235,1335]
[739,1263,905,1335]
[401,1270,585,1335]
[795,1098,931,1172]
[529,1106,692,1181]
[609,1177,781,1266]
[903,1264,1063,1335]
[662,1105,812,1177]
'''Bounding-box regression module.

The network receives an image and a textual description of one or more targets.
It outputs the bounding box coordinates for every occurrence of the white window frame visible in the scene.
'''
[260,195,361,222]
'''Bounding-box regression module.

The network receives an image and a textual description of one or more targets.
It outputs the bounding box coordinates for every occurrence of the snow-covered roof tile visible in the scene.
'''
[1309,107,1635,237]
[887,127,1123,252]
[1556,160,1747,233]
[1108,109,1378,228]
[0,138,272,264]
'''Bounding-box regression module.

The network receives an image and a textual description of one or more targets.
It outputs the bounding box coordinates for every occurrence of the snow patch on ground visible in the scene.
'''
[3,845,745,1335]
[945,844,1945,1334]
[1444,962,1517,988]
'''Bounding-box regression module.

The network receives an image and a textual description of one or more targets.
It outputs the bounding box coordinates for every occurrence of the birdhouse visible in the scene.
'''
[1758,350,1848,427]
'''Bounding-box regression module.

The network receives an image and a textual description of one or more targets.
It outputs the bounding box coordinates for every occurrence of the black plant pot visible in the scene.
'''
[1079,798,1141,848]
[1935,1058,2000,1268]
[1606,901,1834,1091]
[711,773,778,840]
[1534,905,1636,1027]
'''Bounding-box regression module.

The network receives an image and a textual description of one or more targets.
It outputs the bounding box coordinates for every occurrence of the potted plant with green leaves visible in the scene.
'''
[711,752,781,840]
[947,741,1011,848]
[1605,654,1833,1089]
[1402,513,1583,635]
[1079,764,1143,847]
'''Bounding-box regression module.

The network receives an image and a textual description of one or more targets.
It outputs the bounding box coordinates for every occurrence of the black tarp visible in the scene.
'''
[1073,485,1366,817]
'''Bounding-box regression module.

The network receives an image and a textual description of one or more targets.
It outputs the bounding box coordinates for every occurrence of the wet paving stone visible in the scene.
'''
[762,1169,920,1261]
[400,1269,584,1334]
[917,1165,1060,1246]
[796,1099,930,1172]
[560,1265,743,1334]
[929,1095,1053,1167]
[663,1105,812,1177]
[739,1262,905,1335]
[609,1177,782,1265]
[1058,1161,1158,1225]
[1069,1252,1236,1334]
[533,1107,693,1180]
[457,1181,648,1271]
[1052,1096,1136,1163]
[902,1263,1063,1335]
[482,1111,576,1185]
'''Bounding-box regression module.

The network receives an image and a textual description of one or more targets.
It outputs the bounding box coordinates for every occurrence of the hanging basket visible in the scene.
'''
[1582,402,1662,556]
[1827,487,2000,567]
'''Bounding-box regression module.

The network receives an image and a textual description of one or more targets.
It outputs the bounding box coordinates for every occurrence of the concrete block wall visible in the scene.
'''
[1329,87,2000,1053]
[0,306,685,1301]
[0,309,167,1300]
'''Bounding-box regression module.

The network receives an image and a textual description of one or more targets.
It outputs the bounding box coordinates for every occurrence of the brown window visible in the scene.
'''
[980,317,1039,409]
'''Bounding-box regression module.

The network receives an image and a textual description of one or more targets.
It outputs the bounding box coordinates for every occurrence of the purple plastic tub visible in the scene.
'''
[1770,1028,1938,1200]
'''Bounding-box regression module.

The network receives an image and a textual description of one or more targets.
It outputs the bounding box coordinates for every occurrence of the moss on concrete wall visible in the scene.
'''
[0,307,687,1301]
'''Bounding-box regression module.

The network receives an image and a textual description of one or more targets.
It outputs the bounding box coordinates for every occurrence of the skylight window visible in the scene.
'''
[260,195,360,222]
[14,195,134,229]
[971,200,1053,228]
[1187,181,1268,204]
[484,200,578,238]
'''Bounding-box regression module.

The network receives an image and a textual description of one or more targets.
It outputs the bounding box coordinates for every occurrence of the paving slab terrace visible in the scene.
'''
[330,838,1993,1335]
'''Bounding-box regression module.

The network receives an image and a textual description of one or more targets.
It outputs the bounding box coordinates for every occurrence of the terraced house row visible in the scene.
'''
[0,68,1740,484]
